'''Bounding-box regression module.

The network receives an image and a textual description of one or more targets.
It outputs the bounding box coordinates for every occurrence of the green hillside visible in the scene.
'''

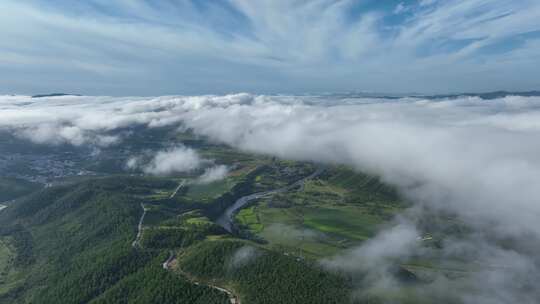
[177,239,355,304]
[0,177,229,304]
[0,161,438,304]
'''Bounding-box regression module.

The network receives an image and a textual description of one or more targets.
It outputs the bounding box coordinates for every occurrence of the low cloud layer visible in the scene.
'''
[2,93,540,302]
[140,146,202,175]
[264,223,327,243]
[322,223,421,299]
[228,246,260,270]
[197,165,229,184]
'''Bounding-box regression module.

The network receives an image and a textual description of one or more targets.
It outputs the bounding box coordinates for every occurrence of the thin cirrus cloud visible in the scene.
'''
[1,0,540,95]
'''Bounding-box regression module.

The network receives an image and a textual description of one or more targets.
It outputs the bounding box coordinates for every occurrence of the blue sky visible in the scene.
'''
[1,0,540,96]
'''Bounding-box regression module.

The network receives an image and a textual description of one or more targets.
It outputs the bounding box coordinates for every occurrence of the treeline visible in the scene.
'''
[141,228,204,249]
[84,176,178,196]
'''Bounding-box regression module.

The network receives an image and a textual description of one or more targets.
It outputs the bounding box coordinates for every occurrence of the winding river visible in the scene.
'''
[216,168,323,232]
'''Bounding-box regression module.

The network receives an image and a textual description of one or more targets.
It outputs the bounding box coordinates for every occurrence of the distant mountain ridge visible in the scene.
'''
[317,90,540,100]
[27,90,540,100]
[415,90,540,100]
[31,93,81,98]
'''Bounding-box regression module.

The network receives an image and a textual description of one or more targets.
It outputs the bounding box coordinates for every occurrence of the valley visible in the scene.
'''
[0,127,494,303]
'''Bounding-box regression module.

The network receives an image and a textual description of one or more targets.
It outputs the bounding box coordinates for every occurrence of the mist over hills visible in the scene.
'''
[1,92,540,303]
[26,90,540,100]
[31,93,81,98]
[2,0,540,302]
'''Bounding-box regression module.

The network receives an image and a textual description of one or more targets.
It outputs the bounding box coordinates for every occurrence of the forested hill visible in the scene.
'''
[177,239,356,304]
[0,166,414,304]
[0,177,229,304]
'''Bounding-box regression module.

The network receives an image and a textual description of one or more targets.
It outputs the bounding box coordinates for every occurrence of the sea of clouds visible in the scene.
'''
[1,93,540,302]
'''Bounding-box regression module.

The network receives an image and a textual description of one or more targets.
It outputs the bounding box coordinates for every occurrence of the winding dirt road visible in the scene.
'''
[132,180,185,248]
[163,253,240,304]
[132,203,147,248]
[170,180,186,199]
[146,178,240,302]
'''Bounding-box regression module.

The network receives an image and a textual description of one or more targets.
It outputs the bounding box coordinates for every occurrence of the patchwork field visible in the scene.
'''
[0,145,479,304]
[233,165,406,257]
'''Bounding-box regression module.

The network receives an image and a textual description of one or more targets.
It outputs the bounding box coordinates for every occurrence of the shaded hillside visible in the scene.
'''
[0,178,41,202]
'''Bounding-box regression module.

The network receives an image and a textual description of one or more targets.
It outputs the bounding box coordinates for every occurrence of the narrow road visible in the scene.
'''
[207,285,239,304]
[156,177,243,301]
[167,258,240,304]
[133,180,184,248]
[170,180,186,199]
[216,167,324,232]
[132,203,147,248]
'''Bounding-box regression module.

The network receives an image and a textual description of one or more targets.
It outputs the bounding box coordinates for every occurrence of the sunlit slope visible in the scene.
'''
[234,165,406,257]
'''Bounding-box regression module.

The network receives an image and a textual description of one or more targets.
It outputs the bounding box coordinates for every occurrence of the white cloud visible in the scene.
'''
[228,246,260,269]
[419,0,436,6]
[197,165,229,184]
[142,146,202,175]
[4,92,540,236]
[125,156,141,170]
[2,93,540,301]
[322,223,420,296]
[393,3,407,15]
[14,122,119,147]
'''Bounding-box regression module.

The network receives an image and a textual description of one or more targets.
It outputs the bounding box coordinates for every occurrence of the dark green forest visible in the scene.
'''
[0,164,413,304]
[179,240,357,304]
[0,177,230,304]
